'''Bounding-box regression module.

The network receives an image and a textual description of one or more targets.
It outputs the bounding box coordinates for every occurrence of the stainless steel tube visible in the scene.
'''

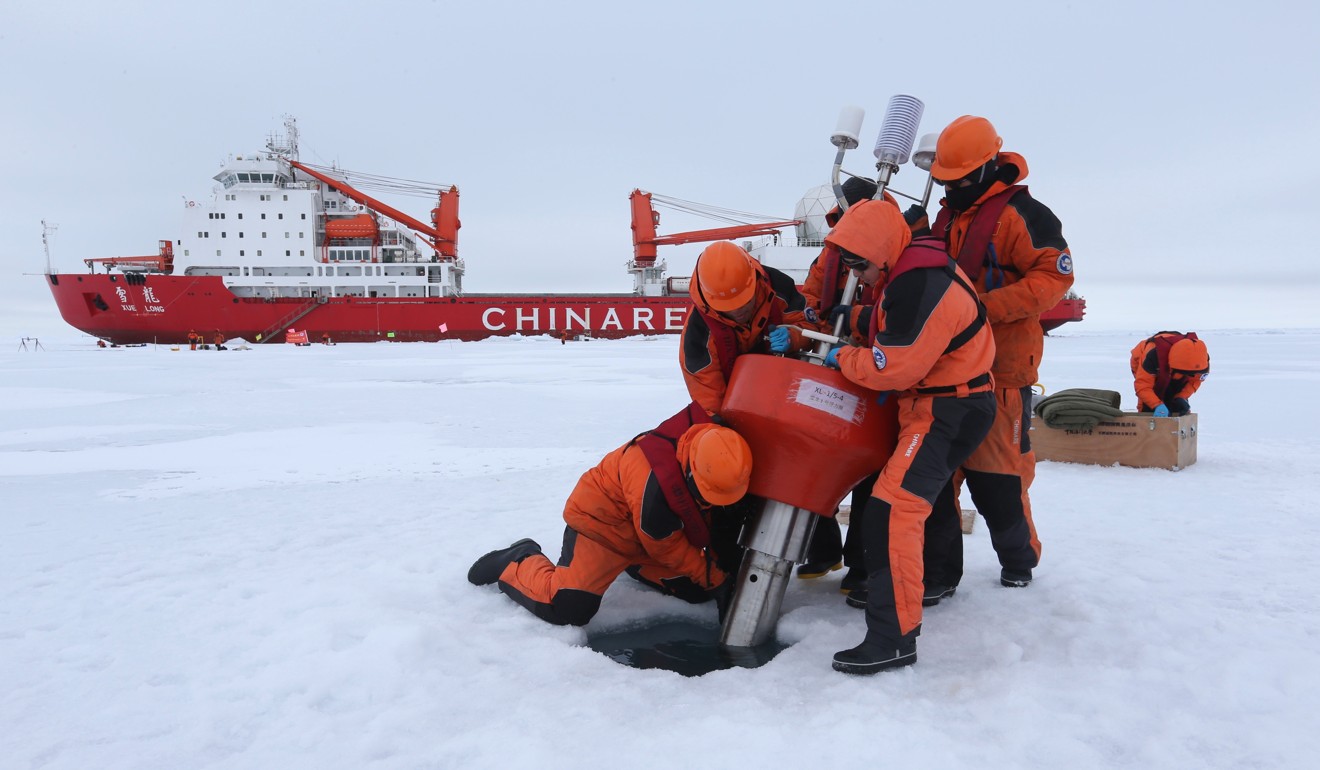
[719,499,819,648]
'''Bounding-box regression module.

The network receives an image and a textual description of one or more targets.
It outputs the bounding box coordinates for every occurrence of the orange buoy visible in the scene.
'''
[720,354,898,517]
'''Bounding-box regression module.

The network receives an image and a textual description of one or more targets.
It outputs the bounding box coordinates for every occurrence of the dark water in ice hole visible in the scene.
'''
[586,618,789,676]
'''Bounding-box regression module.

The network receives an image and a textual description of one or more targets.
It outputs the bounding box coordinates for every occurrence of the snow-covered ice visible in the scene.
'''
[3,329,1319,769]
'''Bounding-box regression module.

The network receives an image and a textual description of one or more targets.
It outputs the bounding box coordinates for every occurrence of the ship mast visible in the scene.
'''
[266,115,300,160]
[41,220,58,275]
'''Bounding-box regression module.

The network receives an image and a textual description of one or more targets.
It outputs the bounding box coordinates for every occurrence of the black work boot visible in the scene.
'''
[922,583,957,607]
[467,539,542,586]
[796,558,843,579]
[832,636,917,675]
[1000,567,1033,587]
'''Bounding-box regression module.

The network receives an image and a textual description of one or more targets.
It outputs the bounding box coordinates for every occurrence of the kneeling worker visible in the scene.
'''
[821,199,997,674]
[468,407,753,627]
[1130,331,1209,416]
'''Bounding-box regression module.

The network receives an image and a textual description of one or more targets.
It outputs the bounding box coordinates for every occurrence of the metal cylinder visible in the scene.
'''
[719,499,818,648]
[743,499,817,561]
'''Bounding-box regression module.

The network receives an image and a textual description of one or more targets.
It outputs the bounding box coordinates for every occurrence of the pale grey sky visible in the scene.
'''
[3,0,1318,336]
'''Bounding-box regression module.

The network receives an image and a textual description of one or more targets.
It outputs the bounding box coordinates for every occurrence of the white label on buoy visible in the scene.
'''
[793,378,863,423]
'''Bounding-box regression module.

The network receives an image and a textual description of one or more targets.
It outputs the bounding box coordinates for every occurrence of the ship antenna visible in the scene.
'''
[265,114,300,160]
[41,220,58,275]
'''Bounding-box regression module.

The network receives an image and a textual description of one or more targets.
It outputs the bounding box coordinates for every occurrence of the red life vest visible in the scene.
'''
[931,185,1028,286]
[865,236,987,356]
[698,302,783,381]
[1147,331,1200,400]
[633,402,715,549]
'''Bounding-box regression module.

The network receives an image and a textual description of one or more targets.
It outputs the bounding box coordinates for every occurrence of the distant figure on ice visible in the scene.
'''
[468,405,753,627]
[212,331,228,351]
[322,332,333,346]
[1130,331,1209,416]
[187,329,201,351]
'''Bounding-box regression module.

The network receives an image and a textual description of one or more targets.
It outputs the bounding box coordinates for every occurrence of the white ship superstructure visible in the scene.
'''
[175,121,463,301]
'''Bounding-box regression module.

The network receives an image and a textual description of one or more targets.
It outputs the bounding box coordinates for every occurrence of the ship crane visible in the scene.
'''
[629,189,800,266]
[83,240,174,273]
[284,159,460,260]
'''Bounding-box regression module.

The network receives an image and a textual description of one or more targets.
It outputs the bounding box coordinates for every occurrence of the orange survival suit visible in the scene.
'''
[496,409,737,626]
[925,151,1073,584]
[827,199,997,652]
[1130,331,1210,414]
[794,186,927,584]
[680,258,808,415]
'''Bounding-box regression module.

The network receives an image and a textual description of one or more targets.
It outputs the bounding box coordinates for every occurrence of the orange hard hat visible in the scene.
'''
[696,241,757,312]
[930,115,1003,182]
[687,424,753,506]
[1169,338,1209,372]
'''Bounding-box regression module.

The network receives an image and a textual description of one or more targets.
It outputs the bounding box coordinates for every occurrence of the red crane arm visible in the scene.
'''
[648,222,802,246]
[286,159,455,255]
[628,189,799,263]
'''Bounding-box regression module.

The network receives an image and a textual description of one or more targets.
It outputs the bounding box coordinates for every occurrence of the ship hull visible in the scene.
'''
[47,273,1085,344]
[47,273,692,344]
[1040,298,1086,332]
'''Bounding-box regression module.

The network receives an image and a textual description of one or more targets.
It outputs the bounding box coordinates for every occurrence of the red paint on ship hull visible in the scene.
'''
[1040,298,1086,332]
[47,273,692,344]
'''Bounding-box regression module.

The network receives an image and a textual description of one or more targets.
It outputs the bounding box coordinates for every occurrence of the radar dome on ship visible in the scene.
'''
[793,184,836,244]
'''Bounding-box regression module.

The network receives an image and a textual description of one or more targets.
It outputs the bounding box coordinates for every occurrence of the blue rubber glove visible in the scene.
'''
[824,345,842,369]
[1153,404,1170,417]
[768,326,791,354]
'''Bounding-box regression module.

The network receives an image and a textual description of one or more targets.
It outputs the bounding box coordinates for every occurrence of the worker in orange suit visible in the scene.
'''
[679,241,809,416]
[212,330,227,351]
[467,408,753,627]
[1130,331,1209,416]
[918,115,1074,597]
[820,199,996,674]
[187,329,200,351]
[777,176,932,592]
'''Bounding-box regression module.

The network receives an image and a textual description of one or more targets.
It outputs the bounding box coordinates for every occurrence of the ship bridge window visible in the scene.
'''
[238,173,250,183]
[263,174,274,183]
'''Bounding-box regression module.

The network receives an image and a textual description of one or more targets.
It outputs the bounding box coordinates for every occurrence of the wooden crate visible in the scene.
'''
[838,505,976,534]
[1030,412,1197,471]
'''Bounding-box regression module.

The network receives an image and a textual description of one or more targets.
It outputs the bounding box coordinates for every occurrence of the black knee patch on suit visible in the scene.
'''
[550,589,602,626]
[500,582,602,626]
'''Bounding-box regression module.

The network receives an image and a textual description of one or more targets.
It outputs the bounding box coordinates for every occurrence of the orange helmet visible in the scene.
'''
[1169,338,1209,372]
[930,115,1003,182]
[696,242,757,312]
[687,424,753,506]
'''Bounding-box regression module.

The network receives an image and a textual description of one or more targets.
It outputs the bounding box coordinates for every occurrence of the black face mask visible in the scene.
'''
[943,175,997,211]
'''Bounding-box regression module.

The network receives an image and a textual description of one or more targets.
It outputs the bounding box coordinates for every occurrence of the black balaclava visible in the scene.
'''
[943,159,999,211]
